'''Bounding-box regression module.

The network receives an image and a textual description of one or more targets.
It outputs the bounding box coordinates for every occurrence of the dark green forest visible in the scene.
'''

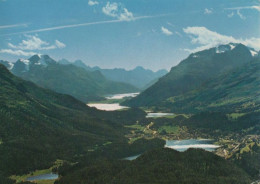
[55,148,251,184]
[0,64,163,183]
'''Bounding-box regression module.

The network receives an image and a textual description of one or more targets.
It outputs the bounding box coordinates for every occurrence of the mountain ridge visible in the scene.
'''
[57,59,168,89]
[0,63,123,175]
[162,58,260,112]
[123,43,259,110]
[2,55,138,102]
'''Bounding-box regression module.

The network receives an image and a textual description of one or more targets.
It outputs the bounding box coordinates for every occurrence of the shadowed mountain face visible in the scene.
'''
[123,43,259,111]
[0,63,124,175]
[58,59,168,89]
[0,64,164,180]
[8,55,138,102]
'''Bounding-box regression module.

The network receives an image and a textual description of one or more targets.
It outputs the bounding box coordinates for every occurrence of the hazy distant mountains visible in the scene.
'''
[124,43,260,112]
[58,59,168,89]
[98,67,167,89]
[1,55,138,102]
[0,55,168,102]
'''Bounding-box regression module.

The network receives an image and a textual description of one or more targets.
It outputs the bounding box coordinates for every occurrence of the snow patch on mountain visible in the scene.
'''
[35,57,47,66]
[20,59,30,71]
[249,50,258,57]
[229,44,236,50]
[216,43,238,54]
[8,62,14,70]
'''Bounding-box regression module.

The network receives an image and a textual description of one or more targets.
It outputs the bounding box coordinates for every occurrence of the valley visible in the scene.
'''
[1,0,260,183]
[0,43,259,184]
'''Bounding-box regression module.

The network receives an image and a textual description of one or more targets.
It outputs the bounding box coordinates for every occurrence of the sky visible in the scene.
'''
[0,0,259,71]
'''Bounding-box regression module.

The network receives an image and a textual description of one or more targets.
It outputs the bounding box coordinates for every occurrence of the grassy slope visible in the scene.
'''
[162,58,260,113]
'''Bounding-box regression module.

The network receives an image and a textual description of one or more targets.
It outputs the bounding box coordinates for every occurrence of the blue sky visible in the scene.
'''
[0,0,259,70]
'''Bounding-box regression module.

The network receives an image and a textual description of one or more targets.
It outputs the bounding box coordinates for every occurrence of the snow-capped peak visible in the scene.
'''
[11,55,56,73]
[28,54,56,66]
[215,43,238,54]
[229,43,236,50]
[215,43,258,57]
[20,59,30,65]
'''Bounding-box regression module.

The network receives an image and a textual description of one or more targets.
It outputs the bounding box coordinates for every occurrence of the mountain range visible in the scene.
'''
[0,63,119,174]
[0,63,163,180]
[58,59,168,89]
[1,55,138,102]
[123,43,260,112]
[0,43,259,184]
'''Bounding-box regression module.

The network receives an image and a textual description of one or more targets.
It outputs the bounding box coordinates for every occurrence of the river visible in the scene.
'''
[27,173,58,181]
[124,139,220,160]
[87,92,139,111]
[146,112,174,118]
[88,94,220,159]
[165,139,220,152]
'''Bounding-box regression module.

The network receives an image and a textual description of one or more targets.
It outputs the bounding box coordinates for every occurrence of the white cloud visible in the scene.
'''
[167,22,175,27]
[1,14,169,36]
[8,35,49,50]
[0,23,27,29]
[1,35,66,56]
[175,31,182,37]
[161,26,173,36]
[102,2,134,21]
[102,2,118,17]
[204,8,213,14]
[0,49,36,56]
[7,35,66,50]
[225,5,260,19]
[237,10,246,20]
[253,5,260,11]
[225,6,260,12]
[183,26,260,53]
[118,8,134,21]
[55,40,66,48]
[88,0,99,6]
[227,12,234,18]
